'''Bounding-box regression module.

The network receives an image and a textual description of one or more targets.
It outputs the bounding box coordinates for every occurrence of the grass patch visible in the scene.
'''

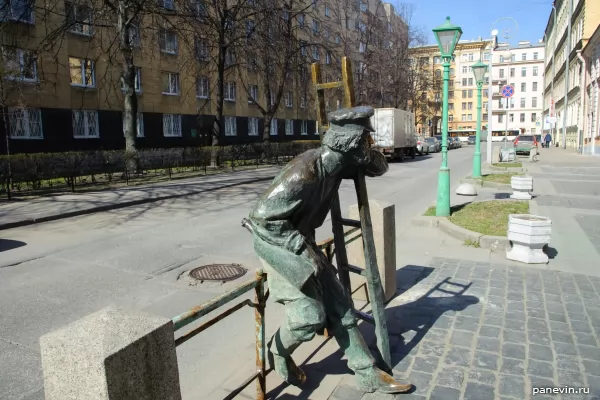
[492,162,522,168]
[448,200,529,236]
[464,239,481,248]
[481,173,521,184]
[424,206,436,216]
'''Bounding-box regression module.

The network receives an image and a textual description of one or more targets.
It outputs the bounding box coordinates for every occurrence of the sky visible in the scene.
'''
[402,0,554,47]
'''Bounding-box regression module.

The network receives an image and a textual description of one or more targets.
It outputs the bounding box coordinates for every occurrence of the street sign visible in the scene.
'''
[501,85,514,98]
[547,117,557,124]
[550,98,555,117]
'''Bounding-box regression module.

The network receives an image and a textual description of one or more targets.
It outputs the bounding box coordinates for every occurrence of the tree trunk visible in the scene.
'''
[212,33,226,167]
[118,1,138,175]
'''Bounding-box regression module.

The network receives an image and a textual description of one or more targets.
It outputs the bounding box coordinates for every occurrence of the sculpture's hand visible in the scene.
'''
[303,243,328,278]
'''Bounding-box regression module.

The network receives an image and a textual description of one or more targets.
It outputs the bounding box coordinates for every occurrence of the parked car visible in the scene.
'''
[452,137,463,148]
[416,137,430,155]
[513,134,538,155]
[467,135,476,145]
[447,137,455,149]
[425,137,440,152]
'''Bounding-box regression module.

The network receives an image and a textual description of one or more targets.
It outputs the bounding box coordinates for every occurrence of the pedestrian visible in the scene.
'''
[544,132,552,149]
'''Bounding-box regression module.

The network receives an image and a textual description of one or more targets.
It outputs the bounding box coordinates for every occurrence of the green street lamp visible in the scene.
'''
[432,16,462,217]
[471,60,488,178]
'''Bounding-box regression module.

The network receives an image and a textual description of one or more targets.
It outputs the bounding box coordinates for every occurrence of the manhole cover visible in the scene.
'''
[189,264,247,282]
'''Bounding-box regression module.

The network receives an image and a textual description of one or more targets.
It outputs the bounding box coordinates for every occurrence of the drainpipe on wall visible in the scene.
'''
[576,49,586,153]
[562,0,573,149]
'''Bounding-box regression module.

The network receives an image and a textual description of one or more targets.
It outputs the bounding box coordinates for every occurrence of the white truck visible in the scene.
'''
[369,108,417,162]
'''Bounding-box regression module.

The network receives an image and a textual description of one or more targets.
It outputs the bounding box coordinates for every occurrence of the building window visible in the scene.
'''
[159,28,178,54]
[520,98,526,107]
[483,114,488,121]
[312,46,320,60]
[468,53,474,62]
[461,114,466,122]
[195,38,209,61]
[434,56,441,64]
[66,2,93,36]
[462,78,467,86]
[270,118,278,135]
[158,0,175,9]
[225,49,236,66]
[285,119,293,135]
[248,117,259,136]
[499,55,504,63]
[510,68,515,77]
[468,78,473,86]
[520,113,525,122]
[297,13,304,26]
[163,114,181,137]
[462,90,467,98]
[521,53,526,61]
[532,82,538,92]
[196,76,209,98]
[448,91,454,99]
[248,84,258,103]
[468,114,472,121]
[511,54,515,62]
[8,108,43,139]
[69,57,95,87]
[268,90,275,106]
[359,42,366,53]
[520,83,526,92]
[3,47,37,82]
[285,91,293,107]
[2,0,35,23]
[533,66,538,76]
[531,113,537,122]
[448,115,453,122]
[301,120,308,135]
[510,98,515,108]
[468,90,473,98]
[224,116,236,136]
[468,102,473,110]
[533,52,538,60]
[532,97,537,108]
[128,23,141,47]
[531,127,536,133]
[509,113,514,122]
[225,81,236,101]
[72,110,99,138]
[521,67,526,77]
[161,72,179,95]
[484,89,488,97]
[312,19,319,35]
[449,103,454,111]
[246,19,255,37]
[325,51,331,64]
[300,96,307,108]
[498,114,503,123]
[122,112,144,137]
[499,69,504,78]
[194,0,207,17]
[324,3,330,16]
[483,52,490,61]
[121,67,141,92]
[462,66,467,74]
[462,102,466,110]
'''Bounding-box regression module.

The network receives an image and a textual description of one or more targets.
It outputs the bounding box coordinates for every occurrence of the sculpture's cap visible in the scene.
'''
[328,106,375,132]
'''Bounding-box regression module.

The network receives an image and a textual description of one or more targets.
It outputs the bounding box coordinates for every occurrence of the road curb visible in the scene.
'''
[460,177,512,190]
[410,214,510,252]
[0,175,276,231]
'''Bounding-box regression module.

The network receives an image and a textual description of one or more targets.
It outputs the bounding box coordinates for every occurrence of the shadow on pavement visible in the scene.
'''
[0,239,27,252]
[266,264,480,399]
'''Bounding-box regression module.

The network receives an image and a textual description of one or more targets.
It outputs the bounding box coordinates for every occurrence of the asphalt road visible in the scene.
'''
[0,145,479,400]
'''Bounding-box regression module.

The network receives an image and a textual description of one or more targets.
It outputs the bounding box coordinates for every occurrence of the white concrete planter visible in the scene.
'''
[506,214,552,264]
[510,175,533,200]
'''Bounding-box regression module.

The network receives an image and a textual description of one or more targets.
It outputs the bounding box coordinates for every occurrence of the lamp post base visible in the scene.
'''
[436,167,451,217]
[472,151,482,178]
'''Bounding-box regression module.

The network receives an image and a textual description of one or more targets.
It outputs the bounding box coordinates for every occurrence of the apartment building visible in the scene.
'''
[409,39,490,136]
[489,41,545,136]
[581,24,600,155]
[542,0,600,149]
[0,0,407,154]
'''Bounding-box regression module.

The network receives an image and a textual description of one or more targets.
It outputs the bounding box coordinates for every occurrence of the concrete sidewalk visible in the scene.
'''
[0,167,280,230]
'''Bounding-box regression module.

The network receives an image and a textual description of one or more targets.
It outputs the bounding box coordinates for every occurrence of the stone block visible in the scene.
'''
[506,214,552,264]
[510,176,534,200]
[348,201,397,302]
[456,183,478,196]
[40,306,181,400]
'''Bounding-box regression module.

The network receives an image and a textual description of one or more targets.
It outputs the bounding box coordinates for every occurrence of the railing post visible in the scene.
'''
[255,270,266,400]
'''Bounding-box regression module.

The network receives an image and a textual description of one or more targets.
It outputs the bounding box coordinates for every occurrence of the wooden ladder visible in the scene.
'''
[312,57,391,370]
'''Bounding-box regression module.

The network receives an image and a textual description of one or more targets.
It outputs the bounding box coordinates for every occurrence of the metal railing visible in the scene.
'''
[170,226,361,400]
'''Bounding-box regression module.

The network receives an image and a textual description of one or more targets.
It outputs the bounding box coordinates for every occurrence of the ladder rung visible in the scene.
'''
[343,263,367,276]
[355,310,374,324]
[315,81,344,91]
[339,218,361,228]
[435,288,464,295]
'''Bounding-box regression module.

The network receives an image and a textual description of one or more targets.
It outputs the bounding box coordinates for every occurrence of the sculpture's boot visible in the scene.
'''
[334,326,412,394]
[267,327,307,387]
